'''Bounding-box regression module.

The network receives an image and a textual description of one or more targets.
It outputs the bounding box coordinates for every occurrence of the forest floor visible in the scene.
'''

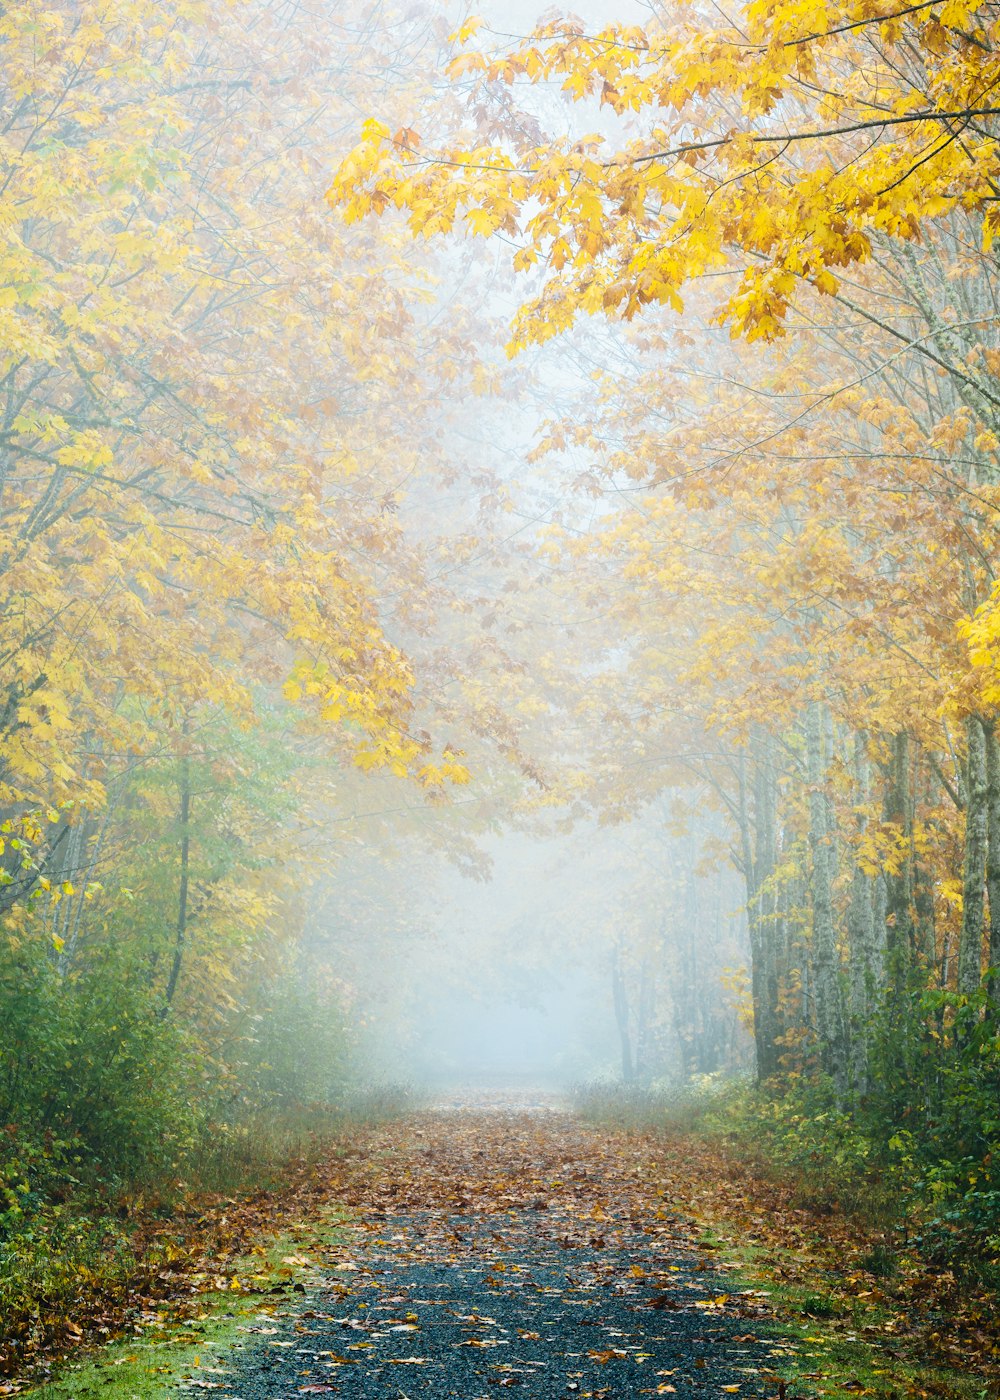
[19,1091,998,1400]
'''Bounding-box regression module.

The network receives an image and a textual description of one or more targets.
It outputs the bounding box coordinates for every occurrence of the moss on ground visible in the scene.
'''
[25,1215,348,1399]
[717,1238,991,1400]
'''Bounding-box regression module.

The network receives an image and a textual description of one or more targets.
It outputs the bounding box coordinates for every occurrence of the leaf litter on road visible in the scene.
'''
[220,1091,782,1398]
[24,1089,995,1398]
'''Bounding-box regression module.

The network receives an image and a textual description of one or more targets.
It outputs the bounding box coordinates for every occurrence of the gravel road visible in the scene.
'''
[210,1094,784,1399]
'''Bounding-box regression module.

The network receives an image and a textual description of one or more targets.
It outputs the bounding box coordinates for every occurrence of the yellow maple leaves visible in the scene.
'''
[0,0,492,836]
[331,0,1000,347]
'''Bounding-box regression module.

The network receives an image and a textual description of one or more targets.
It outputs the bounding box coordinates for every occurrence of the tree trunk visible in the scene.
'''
[738,739,781,1081]
[959,714,988,996]
[846,732,877,1096]
[913,758,937,966]
[163,750,191,1012]
[635,954,655,1080]
[806,701,847,1093]
[611,941,634,1082]
[984,721,1000,1008]
[883,731,915,981]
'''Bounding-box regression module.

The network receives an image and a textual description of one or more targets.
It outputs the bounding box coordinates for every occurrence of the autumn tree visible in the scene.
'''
[330,0,1000,1142]
[0,0,531,1199]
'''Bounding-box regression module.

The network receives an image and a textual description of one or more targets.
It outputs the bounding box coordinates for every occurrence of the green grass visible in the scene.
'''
[741,1269,990,1400]
[25,1213,349,1398]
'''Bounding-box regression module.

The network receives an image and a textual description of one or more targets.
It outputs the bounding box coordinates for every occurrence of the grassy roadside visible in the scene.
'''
[707,1229,990,1400]
[21,1214,349,1400]
[13,1088,995,1400]
[2,1090,412,1395]
[577,1083,998,1400]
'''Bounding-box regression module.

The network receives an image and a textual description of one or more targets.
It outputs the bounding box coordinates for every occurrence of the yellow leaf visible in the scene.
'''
[466,207,498,236]
[449,15,485,44]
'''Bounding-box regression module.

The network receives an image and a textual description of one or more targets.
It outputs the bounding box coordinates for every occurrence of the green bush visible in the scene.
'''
[0,927,407,1368]
[234,975,352,1110]
[0,936,203,1185]
[0,1203,133,1334]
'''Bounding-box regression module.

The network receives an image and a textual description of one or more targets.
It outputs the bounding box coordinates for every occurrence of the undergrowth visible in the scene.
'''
[178,1086,413,1197]
[0,929,417,1380]
[26,1211,352,1399]
[573,1072,1000,1271]
[575,1077,999,1396]
[0,1085,411,1382]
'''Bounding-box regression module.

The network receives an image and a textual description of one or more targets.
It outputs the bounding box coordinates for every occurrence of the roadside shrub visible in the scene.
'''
[0,929,408,1370]
[0,935,203,1185]
[0,1204,133,1345]
[577,986,1000,1279]
[234,974,352,1110]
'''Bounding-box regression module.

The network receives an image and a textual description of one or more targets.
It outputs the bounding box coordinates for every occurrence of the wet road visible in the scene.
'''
[212,1094,781,1399]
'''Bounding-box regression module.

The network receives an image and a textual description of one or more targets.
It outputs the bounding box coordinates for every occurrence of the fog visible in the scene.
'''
[268,0,757,1092]
[306,802,749,1087]
[0,0,762,1132]
[5,1,998,1371]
